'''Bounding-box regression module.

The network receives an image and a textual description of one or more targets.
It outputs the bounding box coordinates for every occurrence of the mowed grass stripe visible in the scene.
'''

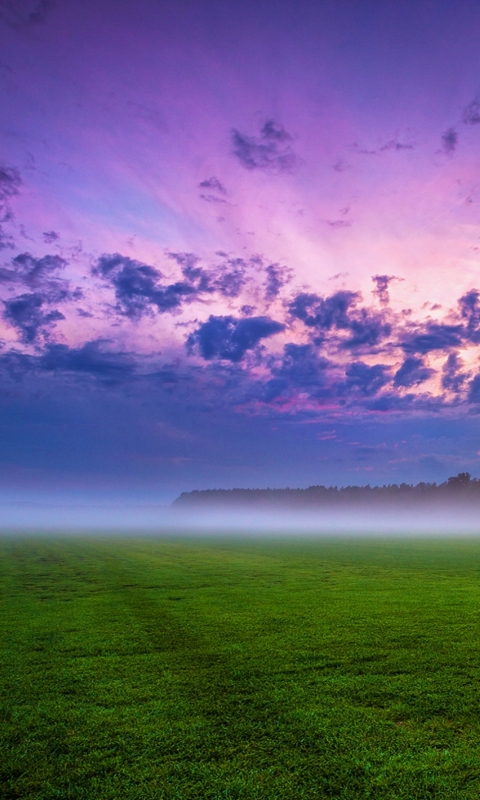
[1,536,480,798]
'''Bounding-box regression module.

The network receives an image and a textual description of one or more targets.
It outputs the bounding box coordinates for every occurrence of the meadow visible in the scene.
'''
[1,534,480,799]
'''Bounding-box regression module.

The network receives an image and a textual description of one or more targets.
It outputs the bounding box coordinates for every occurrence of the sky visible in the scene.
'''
[2,0,480,509]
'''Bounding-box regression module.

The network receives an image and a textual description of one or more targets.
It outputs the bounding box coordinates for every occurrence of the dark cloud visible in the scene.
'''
[442,352,467,393]
[256,348,392,408]
[259,343,332,403]
[8,252,67,286]
[458,289,480,342]
[0,349,35,381]
[231,120,298,173]
[0,0,52,29]
[401,322,464,354]
[0,340,136,385]
[379,140,414,152]
[171,251,249,299]
[343,361,391,397]
[199,193,227,205]
[199,177,228,204]
[289,290,390,349]
[325,219,352,229]
[198,176,227,204]
[0,228,15,250]
[170,252,211,294]
[441,127,457,155]
[43,230,59,243]
[93,253,197,318]
[352,139,414,155]
[0,164,21,203]
[394,356,434,387]
[3,292,64,343]
[199,177,226,194]
[463,99,480,125]
[188,314,285,362]
[38,340,135,382]
[366,393,417,412]
[0,164,21,227]
[372,275,395,306]
[169,252,292,305]
[0,253,78,310]
[264,263,292,302]
[344,309,391,349]
[289,290,358,331]
[468,374,480,404]
[209,257,247,298]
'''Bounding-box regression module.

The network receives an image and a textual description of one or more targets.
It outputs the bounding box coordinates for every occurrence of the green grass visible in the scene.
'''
[2,535,480,798]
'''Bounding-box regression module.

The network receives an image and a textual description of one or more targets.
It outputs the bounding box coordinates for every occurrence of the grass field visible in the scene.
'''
[2,535,480,799]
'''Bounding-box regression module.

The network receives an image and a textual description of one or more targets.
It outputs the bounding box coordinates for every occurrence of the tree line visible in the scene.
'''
[173,472,480,508]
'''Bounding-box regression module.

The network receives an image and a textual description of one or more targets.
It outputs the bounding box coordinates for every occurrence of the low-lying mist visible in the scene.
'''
[1,499,479,536]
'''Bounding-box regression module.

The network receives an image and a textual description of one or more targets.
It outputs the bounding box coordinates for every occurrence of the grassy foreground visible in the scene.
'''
[1,536,480,798]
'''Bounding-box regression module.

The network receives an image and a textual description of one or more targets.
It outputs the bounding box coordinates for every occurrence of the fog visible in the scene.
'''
[1,498,480,537]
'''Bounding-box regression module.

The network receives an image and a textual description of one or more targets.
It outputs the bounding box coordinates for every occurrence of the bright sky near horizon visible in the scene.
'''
[2,0,480,503]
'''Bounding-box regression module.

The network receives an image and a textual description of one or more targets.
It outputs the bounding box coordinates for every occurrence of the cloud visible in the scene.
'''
[3,292,64,343]
[324,219,352,229]
[463,99,480,125]
[0,164,21,240]
[199,194,227,205]
[208,257,247,298]
[468,373,480,403]
[344,309,391,349]
[199,176,227,202]
[264,263,292,302]
[187,314,285,362]
[441,127,458,155]
[0,349,34,380]
[0,0,52,29]
[352,138,414,156]
[372,275,396,306]
[43,230,59,243]
[8,252,67,286]
[0,253,79,312]
[289,290,390,349]
[231,120,298,173]
[401,322,464,354]
[442,352,467,393]
[38,340,135,382]
[379,140,414,152]
[256,343,332,404]
[5,248,480,419]
[171,251,249,298]
[252,348,393,409]
[364,390,445,414]
[93,253,197,318]
[458,289,480,342]
[0,340,137,385]
[0,228,15,249]
[394,356,434,387]
[342,361,391,397]
[199,177,226,194]
[289,290,358,331]
[0,164,21,251]
[0,164,21,205]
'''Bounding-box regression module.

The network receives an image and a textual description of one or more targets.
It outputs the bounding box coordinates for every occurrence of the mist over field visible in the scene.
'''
[1,496,480,535]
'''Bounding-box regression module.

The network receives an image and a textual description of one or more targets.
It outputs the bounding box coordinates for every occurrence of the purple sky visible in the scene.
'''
[2,0,480,503]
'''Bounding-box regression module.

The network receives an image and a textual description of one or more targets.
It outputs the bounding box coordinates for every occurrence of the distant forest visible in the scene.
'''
[174,472,480,508]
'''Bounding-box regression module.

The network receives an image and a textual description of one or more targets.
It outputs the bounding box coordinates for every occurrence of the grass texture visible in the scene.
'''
[1,535,480,798]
